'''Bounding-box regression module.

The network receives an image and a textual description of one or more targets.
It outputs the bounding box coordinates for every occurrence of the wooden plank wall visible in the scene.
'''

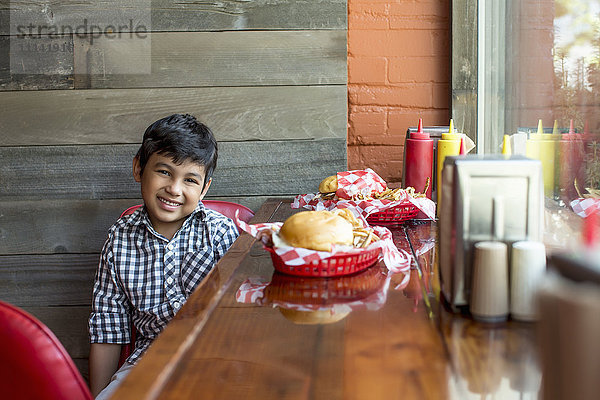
[0,1,347,380]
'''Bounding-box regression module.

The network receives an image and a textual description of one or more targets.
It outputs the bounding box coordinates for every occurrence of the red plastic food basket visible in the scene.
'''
[366,201,419,227]
[265,246,381,278]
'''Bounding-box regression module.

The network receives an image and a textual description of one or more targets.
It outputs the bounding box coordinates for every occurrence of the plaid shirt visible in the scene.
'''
[89,202,239,363]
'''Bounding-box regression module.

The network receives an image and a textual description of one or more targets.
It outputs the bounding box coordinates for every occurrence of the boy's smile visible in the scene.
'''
[133,153,211,239]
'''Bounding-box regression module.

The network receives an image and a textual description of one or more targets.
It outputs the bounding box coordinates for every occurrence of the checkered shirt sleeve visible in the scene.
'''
[88,237,132,344]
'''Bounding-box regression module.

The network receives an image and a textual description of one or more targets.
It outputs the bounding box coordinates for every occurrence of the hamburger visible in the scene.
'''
[318,174,338,194]
[278,210,353,252]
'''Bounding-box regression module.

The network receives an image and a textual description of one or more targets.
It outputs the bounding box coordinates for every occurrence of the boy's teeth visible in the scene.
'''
[161,198,179,206]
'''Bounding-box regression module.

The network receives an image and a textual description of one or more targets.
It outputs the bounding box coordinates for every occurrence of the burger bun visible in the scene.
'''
[279,210,353,252]
[318,175,338,194]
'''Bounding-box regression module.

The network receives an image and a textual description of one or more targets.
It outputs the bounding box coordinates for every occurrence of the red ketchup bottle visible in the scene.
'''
[559,119,585,203]
[404,118,434,198]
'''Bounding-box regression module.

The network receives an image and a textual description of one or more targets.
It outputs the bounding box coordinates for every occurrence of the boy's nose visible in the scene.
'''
[166,180,183,195]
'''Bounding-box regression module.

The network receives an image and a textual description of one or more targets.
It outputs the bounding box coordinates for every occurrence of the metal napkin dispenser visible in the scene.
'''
[438,155,544,311]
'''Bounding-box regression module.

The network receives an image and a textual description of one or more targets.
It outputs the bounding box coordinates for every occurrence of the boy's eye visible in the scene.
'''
[157,170,170,176]
[185,178,199,185]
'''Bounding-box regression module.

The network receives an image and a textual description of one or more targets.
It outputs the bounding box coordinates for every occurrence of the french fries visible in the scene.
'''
[352,178,429,201]
[317,178,429,203]
[353,227,380,248]
[332,208,363,228]
[331,209,380,248]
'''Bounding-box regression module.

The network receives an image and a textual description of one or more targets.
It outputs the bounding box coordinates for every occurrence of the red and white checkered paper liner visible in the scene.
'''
[292,169,436,221]
[235,211,412,274]
[571,197,600,218]
[335,168,387,199]
[235,274,393,312]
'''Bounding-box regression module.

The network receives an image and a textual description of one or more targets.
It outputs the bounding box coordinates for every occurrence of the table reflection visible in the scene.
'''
[441,312,541,399]
[236,265,396,324]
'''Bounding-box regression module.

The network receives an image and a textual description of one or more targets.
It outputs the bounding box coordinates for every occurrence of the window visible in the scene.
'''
[453,0,600,205]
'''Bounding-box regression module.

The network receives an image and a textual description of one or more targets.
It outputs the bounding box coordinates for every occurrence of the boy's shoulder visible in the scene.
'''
[106,207,146,236]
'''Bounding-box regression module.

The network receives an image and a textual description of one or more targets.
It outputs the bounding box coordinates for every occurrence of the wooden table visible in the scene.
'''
[111,198,542,400]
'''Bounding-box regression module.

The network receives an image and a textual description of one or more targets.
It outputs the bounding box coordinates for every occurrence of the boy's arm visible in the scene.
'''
[89,343,122,396]
[89,237,132,395]
[213,218,240,260]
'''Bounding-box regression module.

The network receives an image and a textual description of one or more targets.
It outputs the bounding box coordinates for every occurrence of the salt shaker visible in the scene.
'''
[470,241,509,322]
[510,241,546,321]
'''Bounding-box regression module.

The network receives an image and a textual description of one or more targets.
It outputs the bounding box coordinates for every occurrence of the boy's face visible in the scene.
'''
[133,153,211,239]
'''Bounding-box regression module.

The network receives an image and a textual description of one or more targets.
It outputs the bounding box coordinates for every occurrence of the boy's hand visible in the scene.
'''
[257,229,274,247]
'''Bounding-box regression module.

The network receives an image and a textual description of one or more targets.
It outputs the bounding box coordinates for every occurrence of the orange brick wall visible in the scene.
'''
[347,0,451,187]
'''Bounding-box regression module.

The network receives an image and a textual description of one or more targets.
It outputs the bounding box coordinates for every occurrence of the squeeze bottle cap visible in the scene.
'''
[411,118,430,139]
[502,134,512,155]
[582,119,595,141]
[529,119,551,140]
[562,119,577,140]
[552,120,562,139]
[442,119,462,140]
[569,119,575,134]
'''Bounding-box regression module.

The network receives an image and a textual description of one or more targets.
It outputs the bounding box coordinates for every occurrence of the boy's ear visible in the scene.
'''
[133,156,142,182]
[200,178,212,199]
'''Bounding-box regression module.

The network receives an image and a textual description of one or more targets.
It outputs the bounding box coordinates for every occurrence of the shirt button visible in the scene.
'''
[166,277,173,284]
[167,244,174,251]
[173,301,180,308]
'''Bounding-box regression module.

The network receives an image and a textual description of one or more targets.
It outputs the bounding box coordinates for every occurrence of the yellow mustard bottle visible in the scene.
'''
[526,119,556,198]
[436,119,462,210]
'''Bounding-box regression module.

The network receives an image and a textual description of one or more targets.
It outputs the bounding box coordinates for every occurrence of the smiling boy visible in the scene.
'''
[88,114,239,398]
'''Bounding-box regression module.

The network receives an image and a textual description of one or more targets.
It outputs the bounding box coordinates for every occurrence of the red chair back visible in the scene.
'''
[203,200,255,226]
[0,301,93,400]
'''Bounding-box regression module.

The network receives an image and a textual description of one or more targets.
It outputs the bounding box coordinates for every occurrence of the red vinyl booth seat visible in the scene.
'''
[0,300,93,400]
[117,199,254,366]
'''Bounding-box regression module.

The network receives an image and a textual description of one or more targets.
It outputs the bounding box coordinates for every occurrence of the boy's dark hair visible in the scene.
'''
[136,114,218,188]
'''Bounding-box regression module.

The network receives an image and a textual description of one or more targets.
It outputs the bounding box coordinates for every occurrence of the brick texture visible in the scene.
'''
[348,0,451,184]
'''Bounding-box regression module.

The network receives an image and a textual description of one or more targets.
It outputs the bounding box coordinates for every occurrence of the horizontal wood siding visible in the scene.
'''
[0,256,96,306]
[0,1,346,33]
[0,139,345,201]
[0,0,347,381]
[75,31,347,89]
[3,31,347,90]
[0,86,346,145]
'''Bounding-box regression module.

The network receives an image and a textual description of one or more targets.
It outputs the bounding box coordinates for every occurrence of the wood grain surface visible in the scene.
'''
[3,31,346,90]
[0,86,346,145]
[0,139,346,201]
[1,0,346,34]
[74,31,347,89]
